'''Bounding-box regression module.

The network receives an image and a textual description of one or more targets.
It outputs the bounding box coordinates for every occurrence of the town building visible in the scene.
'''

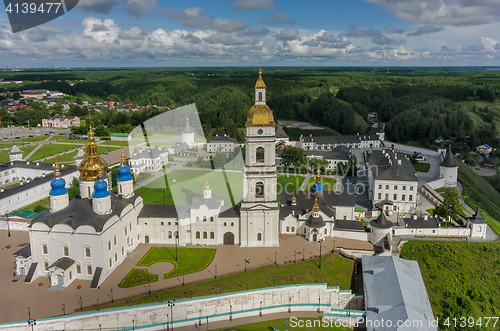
[42,115,81,128]
[110,133,130,142]
[476,144,493,155]
[8,145,23,162]
[128,147,168,174]
[206,135,235,153]
[275,125,289,143]
[304,146,350,170]
[300,133,381,151]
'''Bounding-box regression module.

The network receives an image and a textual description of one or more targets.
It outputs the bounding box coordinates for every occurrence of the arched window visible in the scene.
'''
[196,231,200,239]
[257,233,262,241]
[256,147,264,163]
[203,216,207,222]
[304,228,306,234]
[203,231,207,239]
[286,226,289,232]
[291,227,295,232]
[196,216,199,222]
[168,231,172,239]
[210,217,214,222]
[210,232,215,239]
[324,229,327,234]
[42,243,48,255]
[258,91,263,101]
[256,182,264,198]
[62,245,69,257]
[231,222,234,226]
[224,222,227,226]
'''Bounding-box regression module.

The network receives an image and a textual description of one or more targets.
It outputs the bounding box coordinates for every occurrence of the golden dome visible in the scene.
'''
[312,197,320,212]
[255,67,266,89]
[204,180,211,190]
[291,192,296,201]
[246,104,275,127]
[315,164,322,183]
[78,117,108,181]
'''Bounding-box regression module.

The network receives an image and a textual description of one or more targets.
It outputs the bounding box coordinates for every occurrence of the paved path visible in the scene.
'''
[0,232,373,323]
[299,174,311,191]
[22,144,42,161]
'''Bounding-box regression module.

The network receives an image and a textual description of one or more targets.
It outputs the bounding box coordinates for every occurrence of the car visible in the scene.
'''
[15,136,21,139]
[59,133,65,135]
[35,130,39,133]
[44,133,49,136]
[28,135,34,137]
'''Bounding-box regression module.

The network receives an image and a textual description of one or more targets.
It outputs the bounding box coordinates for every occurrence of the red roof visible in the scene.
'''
[105,100,114,104]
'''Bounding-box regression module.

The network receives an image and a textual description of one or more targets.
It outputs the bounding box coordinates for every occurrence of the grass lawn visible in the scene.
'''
[118,269,158,288]
[42,146,119,164]
[92,252,354,311]
[136,169,243,206]
[17,197,50,212]
[99,140,129,146]
[305,177,337,191]
[211,318,351,331]
[412,162,430,172]
[277,175,305,200]
[136,247,216,279]
[49,139,85,144]
[401,241,500,330]
[28,144,82,161]
[135,172,153,184]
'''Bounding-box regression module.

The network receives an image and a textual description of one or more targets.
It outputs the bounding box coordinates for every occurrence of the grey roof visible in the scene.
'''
[172,142,189,153]
[306,214,326,228]
[468,207,487,225]
[403,216,440,229]
[439,148,458,168]
[9,145,22,154]
[138,204,179,218]
[207,136,234,143]
[49,257,75,270]
[334,220,365,231]
[130,148,167,161]
[191,195,224,209]
[301,134,378,145]
[305,150,349,161]
[362,255,437,331]
[182,120,194,133]
[13,244,31,258]
[332,145,350,153]
[0,163,78,200]
[369,150,418,182]
[439,142,445,149]
[219,205,240,218]
[75,149,85,158]
[275,125,288,139]
[370,212,394,229]
[30,193,140,232]
[280,189,355,219]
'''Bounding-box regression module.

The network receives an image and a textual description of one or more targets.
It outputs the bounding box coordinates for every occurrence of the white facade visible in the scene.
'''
[129,148,168,174]
[371,179,418,213]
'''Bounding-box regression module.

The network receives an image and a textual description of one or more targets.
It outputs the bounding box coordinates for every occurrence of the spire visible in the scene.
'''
[291,191,296,203]
[316,164,322,183]
[204,180,211,190]
[255,61,266,89]
[54,156,61,179]
[120,146,126,166]
[312,197,320,212]
[78,110,108,181]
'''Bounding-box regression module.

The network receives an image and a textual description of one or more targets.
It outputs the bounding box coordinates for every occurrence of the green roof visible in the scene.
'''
[10,210,44,219]
[111,133,130,137]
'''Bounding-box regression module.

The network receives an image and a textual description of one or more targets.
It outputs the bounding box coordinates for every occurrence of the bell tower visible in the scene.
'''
[240,65,279,247]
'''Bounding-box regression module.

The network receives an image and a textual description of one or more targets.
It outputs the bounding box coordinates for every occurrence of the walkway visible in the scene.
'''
[299,174,311,191]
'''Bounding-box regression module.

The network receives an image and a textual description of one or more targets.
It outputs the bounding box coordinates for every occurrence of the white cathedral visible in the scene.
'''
[15,68,358,289]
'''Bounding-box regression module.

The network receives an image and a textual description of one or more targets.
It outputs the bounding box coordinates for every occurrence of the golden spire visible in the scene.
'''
[247,63,274,127]
[291,191,296,202]
[315,164,322,183]
[54,156,61,179]
[312,197,320,213]
[78,111,108,181]
[120,145,126,166]
[204,180,211,190]
[255,61,266,89]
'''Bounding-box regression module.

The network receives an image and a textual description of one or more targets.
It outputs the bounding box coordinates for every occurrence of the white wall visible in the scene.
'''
[393,226,471,237]
[331,230,369,241]
[0,284,362,331]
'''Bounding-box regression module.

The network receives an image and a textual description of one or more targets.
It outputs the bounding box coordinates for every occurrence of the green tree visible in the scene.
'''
[435,187,463,225]
[68,177,80,200]
[94,124,110,137]
[280,145,307,169]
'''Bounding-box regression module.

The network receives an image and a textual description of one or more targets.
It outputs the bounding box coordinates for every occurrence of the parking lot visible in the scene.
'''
[0,126,71,140]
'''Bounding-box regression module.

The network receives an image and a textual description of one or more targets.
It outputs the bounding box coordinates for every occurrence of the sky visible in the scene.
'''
[1,0,500,68]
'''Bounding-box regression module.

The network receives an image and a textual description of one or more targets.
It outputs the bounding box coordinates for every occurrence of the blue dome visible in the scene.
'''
[312,182,324,191]
[93,177,110,198]
[50,177,68,196]
[117,164,133,181]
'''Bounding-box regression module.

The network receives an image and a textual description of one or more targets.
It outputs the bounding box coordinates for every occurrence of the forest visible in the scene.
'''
[1,67,499,153]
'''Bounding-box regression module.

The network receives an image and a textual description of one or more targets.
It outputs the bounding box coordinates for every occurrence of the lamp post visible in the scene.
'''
[294,251,296,264]
[167,300,175,331]
[198,309,201,326]
[260,301,262,316]
[215,265,217,279]
[6,210,10,237]
[132,319,135,331]
[273,276,275,287]
[111,289,113,303]
[319,238,323,269]
[96,299,99,311]
[174,230,178,261]
[302,248,305,261]
[148,280,151,294]
[62,303,65,315]
[274,252,277,265]
[79,297,83,312]
[229,304,232,321]
[246,279,248,291]
[333,239,336,253]
[190,287,193,299]
[318,297,321,312]
[27,308,35,331]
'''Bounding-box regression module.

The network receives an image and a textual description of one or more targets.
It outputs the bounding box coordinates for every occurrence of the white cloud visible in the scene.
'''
[278,28,299,40]
[365,0,500,26]
[407,25,445,37]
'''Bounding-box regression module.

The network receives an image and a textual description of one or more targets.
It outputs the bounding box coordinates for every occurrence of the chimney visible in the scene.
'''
[413,214,417,220]
[424,215,428,220]
[398,160,401,165]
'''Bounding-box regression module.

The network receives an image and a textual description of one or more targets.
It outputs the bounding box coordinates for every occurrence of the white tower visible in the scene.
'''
[8,145,23,162]
[439,147,458,188]
[49,162,69,213]
[203,181,212,199]
[117,148,134,198]
[181,119,195,147]
[240,66,279,247]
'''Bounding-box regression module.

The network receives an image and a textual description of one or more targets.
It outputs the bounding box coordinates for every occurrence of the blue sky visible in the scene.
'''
[1,0,500,67]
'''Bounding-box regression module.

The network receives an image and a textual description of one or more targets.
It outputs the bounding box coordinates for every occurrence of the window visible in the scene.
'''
[108,241,111,251]
[122,246,124,255]
[224,222,227,226]
[115,253,117,262]
[257,233,262,241]
[409,195,413,201]
[402,186,406,190]
[256,147,265,163]
[76,264,81,274]
[203,216,207,222]
[161,222,164,225]
[196,231,200,239]
[304,228,306,234]
[42,244,48,255]
[125,227,127,236]
[378,193,381,199]
[291,227,295,232]
[394,185,398,190]
[256,182,264,198]
[114,236,117,246]
[137,218,139,225]
[324,229,327,234]
[109,259,112,267]
[196,216,199,222]
[402,195,406,201]
[130,223,132,231]
[44,262,49,271]
[231,222,234,226]
[286,226,290,232]
[385,185,389,189]
[168,231,172,239]
[393,194,397,200]
[85,247,91,258]
[410,186,413,191]
[87,265,92,275]
[210,232,214,239]
[203,231,207,239]
[210,217,214,222]
[258,91,262,101]
[168,222,171,226]
[378,184,382,189]
[385,193,389,200]
[63,245,69,257]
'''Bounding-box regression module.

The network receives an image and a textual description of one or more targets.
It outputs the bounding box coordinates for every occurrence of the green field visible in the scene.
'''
[277,175,305,200]
[401,241,500,330]
[457,100,500,130]
[135,169,243,206]
[305,177,337,191]
[17,197,50,212]
[90,252,354,311]
[118,269,157,288]
[41,146,119,163]
[413,162,431,172]
[212,318,351,331]
[0,145,37,164]
[135,247,216,280]
[28,144,82,161]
